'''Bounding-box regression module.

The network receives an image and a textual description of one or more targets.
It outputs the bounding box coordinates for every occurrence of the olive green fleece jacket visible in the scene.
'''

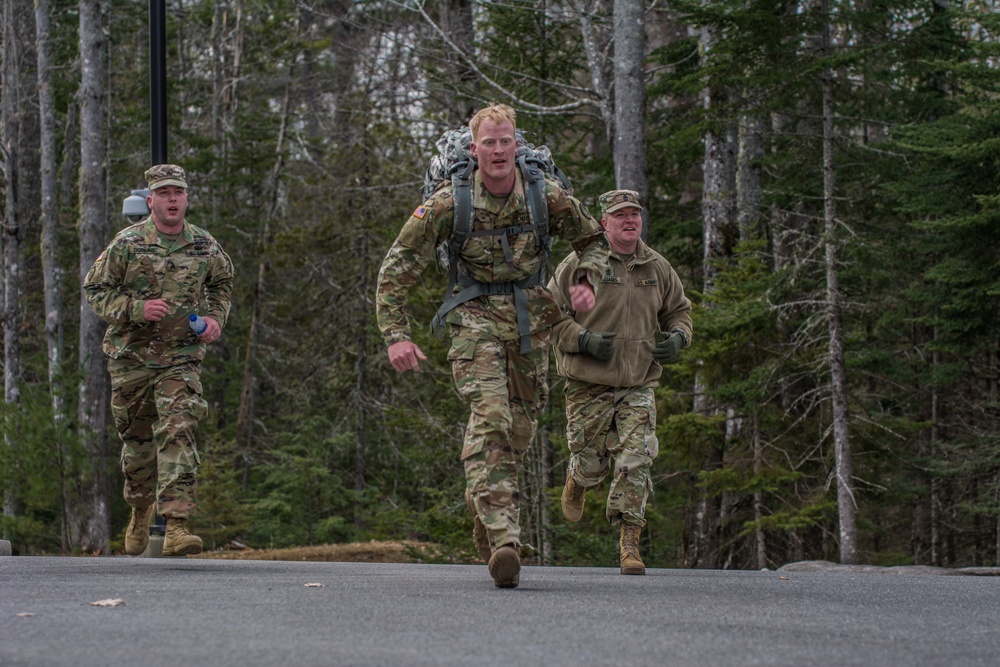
[549,239,693,388]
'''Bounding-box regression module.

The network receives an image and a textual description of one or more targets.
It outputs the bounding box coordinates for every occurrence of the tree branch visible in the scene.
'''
[401,0,591,114]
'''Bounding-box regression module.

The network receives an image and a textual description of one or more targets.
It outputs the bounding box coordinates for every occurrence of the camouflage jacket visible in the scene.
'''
[376,169,609,345]
[549,238,692,388]
[84,217,234,368]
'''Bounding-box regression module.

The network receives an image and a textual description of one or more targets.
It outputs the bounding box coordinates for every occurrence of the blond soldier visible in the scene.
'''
[376,105,608,588]
[549,190,692,575]
[84,164,233,557]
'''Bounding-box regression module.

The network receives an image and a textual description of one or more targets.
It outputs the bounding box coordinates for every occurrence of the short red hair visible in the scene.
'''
[469,104,517,140]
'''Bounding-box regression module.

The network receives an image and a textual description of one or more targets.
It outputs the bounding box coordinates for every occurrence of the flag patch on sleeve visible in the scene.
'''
[412,206,427,219]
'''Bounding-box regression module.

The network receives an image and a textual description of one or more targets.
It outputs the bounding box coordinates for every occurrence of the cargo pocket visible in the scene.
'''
[182,375,208,426]
[448,335,482,403]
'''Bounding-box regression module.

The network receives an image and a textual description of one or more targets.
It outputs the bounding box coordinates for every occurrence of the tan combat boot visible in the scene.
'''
[162,517,203,557]
[620,523,645,575]
[561,475,586,522]
[124,504,156,556]
[488,544,521,589]
[464,489,492,563]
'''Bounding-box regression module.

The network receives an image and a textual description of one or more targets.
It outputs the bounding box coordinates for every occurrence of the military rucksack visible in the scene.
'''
[424,127,572,354]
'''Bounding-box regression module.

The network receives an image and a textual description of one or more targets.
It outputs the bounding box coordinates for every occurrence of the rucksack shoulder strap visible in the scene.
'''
[450,159,475,257]
[430,160,475,335]
[517,155,552,258]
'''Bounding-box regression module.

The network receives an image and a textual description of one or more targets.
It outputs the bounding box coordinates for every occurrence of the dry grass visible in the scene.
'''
[192,540,447,563]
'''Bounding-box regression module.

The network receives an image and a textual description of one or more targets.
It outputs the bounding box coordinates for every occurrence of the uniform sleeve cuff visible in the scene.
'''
[382,331,412,347]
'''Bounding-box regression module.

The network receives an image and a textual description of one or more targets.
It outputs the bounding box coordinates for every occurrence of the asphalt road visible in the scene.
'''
[1,556,998,667]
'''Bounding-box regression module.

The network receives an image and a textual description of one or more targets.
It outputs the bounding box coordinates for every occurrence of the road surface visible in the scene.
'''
[2,556,998,666]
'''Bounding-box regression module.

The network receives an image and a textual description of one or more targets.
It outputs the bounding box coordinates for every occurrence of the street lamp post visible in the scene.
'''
[150,0,167,165]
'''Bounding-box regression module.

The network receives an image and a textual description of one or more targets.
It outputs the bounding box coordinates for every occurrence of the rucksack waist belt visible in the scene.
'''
[430,271,544,355]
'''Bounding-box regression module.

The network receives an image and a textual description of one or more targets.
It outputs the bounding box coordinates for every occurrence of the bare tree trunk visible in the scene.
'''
[753,413,767,568]
[35,0,70,551]
[58,102,77,209]
[3,136,23,518]
[209,0,226,226]
[738,82,767,570]
[329,1,361,145]
[537,442,553,565]
[354,228,369,529]
[35,0,65,425]
[688,377,724,568]
[1,0,25,522]
[930,343,941,565]
[821,4,857,564]
[612,0,648,235]
[912,330,936,565]
[72,0,110,554]
[685,19,737,569]
[439,0,476,126]
[528,392,554,566]
[236,253,262,494]
[737,98,765,243]
[701,127,738,290]
[576,0,614,149]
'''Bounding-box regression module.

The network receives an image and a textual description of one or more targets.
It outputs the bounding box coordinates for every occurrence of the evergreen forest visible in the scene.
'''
[1,0,998,571]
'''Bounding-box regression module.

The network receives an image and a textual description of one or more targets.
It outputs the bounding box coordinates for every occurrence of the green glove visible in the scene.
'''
[652,330,685,364]
[578,330,615,361]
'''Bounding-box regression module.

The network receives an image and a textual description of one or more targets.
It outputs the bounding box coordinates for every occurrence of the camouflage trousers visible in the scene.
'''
[449,328,549,551]
[564,379,658,527]
[108,358,207,519]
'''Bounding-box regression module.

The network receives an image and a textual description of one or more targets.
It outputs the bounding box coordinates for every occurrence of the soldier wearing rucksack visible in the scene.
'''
[375,104,609,588]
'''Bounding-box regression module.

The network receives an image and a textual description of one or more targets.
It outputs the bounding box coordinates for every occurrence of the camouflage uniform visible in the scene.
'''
[377,168,608,550]
[563,381,658,526]
[549,191,692,528]
[84,165,233,519]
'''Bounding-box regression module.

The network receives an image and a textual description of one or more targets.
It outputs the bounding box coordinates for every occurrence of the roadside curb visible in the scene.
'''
[777,559,1000,576]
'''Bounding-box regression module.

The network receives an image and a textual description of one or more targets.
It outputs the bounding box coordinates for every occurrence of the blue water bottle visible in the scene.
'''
[189,314,208,335]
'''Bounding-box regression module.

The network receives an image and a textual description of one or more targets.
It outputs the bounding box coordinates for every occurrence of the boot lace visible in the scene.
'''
[622,525,640,558]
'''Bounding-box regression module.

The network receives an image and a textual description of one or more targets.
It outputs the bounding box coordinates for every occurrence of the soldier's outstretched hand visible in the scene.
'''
[388,340,427,373]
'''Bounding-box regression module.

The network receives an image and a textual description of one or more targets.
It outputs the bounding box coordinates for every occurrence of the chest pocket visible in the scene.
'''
[463,210,539,272]
[124,254,164,298]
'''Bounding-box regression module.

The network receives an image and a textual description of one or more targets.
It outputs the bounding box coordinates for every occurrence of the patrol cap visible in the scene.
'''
[144,164,188,191]
[599,189,642,214]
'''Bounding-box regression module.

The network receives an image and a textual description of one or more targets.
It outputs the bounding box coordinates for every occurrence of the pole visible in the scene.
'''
[150,0,167,165]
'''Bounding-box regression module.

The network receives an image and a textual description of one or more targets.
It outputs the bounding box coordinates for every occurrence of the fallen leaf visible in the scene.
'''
[16,612,35,617]
[90,598,126,607]
[304,582,325,588]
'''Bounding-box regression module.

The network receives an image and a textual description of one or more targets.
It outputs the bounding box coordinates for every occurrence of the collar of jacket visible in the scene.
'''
[611,237,654,268]
[472,167,526,215]
[142,217,194,249]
